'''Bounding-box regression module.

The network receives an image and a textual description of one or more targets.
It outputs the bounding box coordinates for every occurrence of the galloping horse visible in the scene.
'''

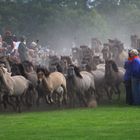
[0,66,34,112]
[67,65,96,107]
[36,67,67,106]
[105,60,125,100]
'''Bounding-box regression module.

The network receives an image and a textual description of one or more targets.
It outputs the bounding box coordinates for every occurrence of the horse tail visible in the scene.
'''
[25,82,35,107]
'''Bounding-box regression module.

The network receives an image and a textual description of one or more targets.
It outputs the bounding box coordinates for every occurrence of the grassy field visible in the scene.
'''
[0,104,140,140]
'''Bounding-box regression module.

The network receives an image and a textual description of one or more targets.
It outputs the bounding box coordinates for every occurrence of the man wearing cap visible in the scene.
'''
[129,49,140,105]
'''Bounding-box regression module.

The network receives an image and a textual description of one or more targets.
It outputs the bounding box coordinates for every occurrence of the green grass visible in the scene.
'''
[0,105,140,140]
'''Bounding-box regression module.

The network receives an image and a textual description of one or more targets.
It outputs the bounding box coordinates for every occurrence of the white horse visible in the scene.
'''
[0,66,33,112]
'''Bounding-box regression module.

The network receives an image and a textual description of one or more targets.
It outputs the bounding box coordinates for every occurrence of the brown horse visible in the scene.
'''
[36,67,67,105]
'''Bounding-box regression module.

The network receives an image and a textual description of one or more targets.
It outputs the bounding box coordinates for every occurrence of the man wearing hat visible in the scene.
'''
[129,49,140,105]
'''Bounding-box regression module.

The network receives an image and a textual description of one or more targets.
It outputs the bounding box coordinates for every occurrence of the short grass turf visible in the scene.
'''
[0,105,140,140]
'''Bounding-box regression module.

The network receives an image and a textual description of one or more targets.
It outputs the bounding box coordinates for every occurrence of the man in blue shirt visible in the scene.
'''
[124,50,133,105]
[130,49,140,105]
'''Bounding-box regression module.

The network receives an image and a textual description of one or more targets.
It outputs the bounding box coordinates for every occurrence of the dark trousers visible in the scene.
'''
[131,78,140,105]
[124,80,133,105]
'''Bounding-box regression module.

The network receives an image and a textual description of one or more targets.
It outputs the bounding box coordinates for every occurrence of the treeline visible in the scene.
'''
[0,0,140,48]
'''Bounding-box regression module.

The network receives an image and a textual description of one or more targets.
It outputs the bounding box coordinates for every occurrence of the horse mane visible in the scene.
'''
[36,66,50,77]
[22,60,33,66]
[73,66,83,79]
[109,60,119,72]
[22,60,34,69]
[85,64,92,72]
[56,63,63,73]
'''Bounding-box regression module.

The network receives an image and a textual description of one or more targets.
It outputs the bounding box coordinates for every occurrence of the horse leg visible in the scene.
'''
[61,85,67,105]
[77,91,87,107]
[24,91,32,109]
[0,94,3,109]
[45,93,54,104]
[36,95,41,106]
[5,95,16,111]
[2,95,8,110]
[104,86,112,101]
[56,92,63,107]
[115,84,121,100]
[95,89,101,102]
[81,92,88,107]
[59,93,63,107]
[2,94,15,111]
[15,96,21,113]
[68,90,75,108]
[76,91,83,107]
[48,92,54,104]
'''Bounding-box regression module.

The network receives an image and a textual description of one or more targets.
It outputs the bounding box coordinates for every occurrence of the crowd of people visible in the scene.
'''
[0,31,56,66]
[124,49,140,105]
[0,31,37,62]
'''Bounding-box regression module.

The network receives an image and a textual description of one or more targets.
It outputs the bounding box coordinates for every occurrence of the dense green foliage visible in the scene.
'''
[0,105,140,140]
[1,0,140,48]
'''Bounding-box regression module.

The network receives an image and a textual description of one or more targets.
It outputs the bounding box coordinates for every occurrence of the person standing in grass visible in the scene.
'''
[129,49,140,105]
[124,50,133,105]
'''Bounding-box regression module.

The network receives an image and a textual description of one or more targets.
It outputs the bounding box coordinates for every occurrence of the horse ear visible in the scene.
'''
[44,69,50,77]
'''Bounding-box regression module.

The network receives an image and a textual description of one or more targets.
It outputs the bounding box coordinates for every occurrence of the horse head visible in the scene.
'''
[105,60,118,72]
[0,66,6,77]
[67,65,75,78]
[36,66,50,84]
[67,65,82,79]
[109,60,119,72]
[0,65,11,75]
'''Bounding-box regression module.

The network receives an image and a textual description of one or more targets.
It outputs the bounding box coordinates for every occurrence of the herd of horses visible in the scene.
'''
[0,56,125,112]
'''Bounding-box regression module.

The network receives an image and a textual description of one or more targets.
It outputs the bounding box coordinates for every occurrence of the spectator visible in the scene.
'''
[36,39,42,50]
[3,31,14,54]
[124,50,133,105]
[18,36,30,63]
[0,35,7,56]
[130,49,140,105]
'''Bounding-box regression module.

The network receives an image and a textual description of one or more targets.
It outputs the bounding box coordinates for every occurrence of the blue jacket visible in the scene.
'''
[124,60,132,81]
[131,57,140,79]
